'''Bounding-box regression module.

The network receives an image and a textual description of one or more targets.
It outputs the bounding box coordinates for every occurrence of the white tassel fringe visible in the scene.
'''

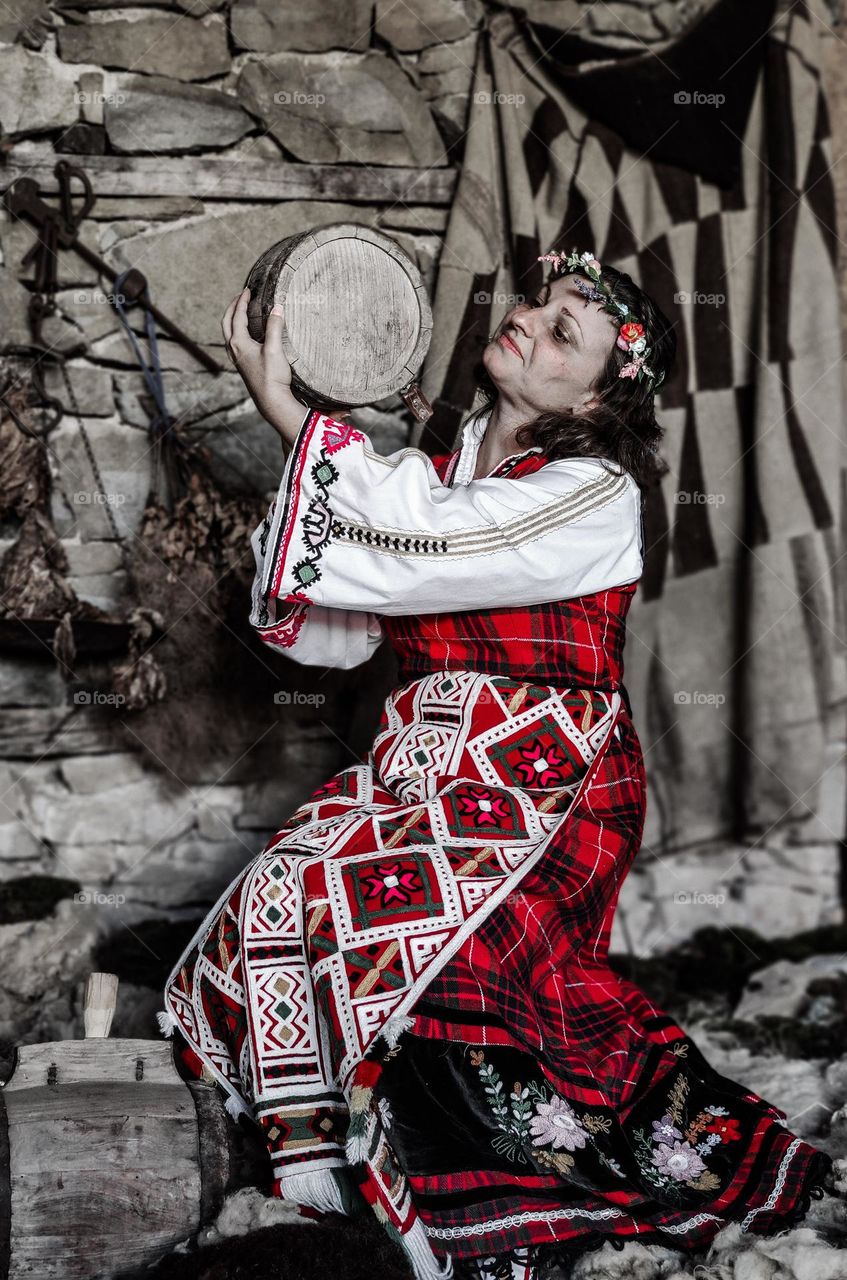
[276,1167,347,1215]
[401,1215,454,1280]
[377,1011,415,1050]
[224,1090,253,1120]
[156,1008,177,1038]
[345,1130,370,1164]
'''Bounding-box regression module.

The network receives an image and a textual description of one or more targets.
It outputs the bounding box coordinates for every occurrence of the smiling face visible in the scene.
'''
[482,274,621,418]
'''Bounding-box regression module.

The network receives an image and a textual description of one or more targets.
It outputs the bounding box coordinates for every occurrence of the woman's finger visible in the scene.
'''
[221,291,241,347]
[230,286,253,346]
[264,302,285,354]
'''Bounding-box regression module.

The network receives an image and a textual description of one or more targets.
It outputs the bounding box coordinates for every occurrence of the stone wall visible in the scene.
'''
[0,0,482,1053]
[0,0,844,1052]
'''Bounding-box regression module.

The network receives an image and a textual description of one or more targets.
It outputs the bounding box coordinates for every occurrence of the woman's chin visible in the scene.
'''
[481,343,507,390]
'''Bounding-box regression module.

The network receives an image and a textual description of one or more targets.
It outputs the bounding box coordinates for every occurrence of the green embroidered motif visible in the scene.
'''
[286,448,343,595]
[470,1049,599,1177]
[293,561,320,588]
[471,1042,733,1197]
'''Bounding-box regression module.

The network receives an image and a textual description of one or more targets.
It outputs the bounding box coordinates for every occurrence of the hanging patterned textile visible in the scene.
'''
[417,0,845,853]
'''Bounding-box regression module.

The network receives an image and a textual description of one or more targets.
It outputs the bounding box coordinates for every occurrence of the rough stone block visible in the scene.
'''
[0,46,79,136]
[231,0,372,53]
[236,50,448,168]
[57,14,231,83]
[43,361,114,417]
[375,0,481,51]
[105,74,254,152]
[47,415,152,541]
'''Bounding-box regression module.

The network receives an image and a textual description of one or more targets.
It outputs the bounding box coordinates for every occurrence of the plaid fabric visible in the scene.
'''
[374,707,833,1264]
[385,449,637,699]
[163,499,832,1271]
[416,0,846,850]
[163,661,627,1279]
[165,689,832,1270]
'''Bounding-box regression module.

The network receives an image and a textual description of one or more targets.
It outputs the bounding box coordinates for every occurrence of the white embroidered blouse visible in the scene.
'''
[249,406,644,670]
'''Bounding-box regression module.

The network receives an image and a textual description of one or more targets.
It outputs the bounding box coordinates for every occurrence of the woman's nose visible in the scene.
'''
[511,308,532,336]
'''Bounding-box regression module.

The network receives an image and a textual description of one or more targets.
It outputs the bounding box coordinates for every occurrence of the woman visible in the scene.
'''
[159,249,834,1280]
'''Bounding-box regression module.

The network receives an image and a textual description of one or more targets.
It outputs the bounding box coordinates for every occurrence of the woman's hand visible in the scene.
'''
[222,287,303,444]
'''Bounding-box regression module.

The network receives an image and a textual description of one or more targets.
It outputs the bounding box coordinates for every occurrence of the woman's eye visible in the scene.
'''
[531,296,569,341]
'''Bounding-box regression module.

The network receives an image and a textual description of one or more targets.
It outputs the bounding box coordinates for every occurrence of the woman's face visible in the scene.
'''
[482,274,620,417]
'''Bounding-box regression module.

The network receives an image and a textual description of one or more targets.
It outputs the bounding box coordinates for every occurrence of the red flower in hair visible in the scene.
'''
[619,321,644,345]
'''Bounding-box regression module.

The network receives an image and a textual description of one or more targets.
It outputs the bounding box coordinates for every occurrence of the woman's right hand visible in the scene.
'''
[222,288,302,443]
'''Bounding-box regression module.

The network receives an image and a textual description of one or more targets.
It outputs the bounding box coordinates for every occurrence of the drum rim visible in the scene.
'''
[248,221,433,406]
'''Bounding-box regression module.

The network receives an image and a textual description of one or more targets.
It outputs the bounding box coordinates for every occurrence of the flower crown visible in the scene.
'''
[537,248,666,389]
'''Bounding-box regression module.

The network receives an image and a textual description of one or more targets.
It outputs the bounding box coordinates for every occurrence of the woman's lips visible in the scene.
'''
[498,331,521,358]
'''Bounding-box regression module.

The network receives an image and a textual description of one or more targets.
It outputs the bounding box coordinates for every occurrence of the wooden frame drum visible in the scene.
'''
[245,222,433,421]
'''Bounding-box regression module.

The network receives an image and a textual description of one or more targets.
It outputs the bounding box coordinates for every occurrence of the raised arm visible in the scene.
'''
[226,291,386,668]
[257,408,643,617]
[225,287,642,624]
[249,491,385,669]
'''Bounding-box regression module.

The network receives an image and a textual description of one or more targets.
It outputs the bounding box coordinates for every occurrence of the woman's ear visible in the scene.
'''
[575,391,600,414]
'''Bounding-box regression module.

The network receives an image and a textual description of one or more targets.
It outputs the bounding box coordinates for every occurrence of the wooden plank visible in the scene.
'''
[3,1084,195,1122]
[377,206,449,233]
[0,1085,10,1280]
[89,196,204,219]
[9,1176,200,1277]
[6,1040,178,1088]
[3,151,458,205]
[9,1113,198,1173]
[0,708,126,760]
[187,1081,230,1225]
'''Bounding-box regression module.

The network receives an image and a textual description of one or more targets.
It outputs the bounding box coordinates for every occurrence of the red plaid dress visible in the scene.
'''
[160,409,832,1280]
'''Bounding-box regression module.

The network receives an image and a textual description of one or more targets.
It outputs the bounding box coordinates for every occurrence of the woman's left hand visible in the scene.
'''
[222,287,298,437]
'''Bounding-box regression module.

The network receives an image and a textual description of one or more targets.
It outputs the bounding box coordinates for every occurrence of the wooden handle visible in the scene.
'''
[83,973,119,1039]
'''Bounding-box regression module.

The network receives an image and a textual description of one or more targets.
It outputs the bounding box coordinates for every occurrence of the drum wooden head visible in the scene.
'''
[245,223,433,414]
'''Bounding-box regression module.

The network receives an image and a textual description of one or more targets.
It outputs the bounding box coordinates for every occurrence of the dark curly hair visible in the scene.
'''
[470,259,677,492]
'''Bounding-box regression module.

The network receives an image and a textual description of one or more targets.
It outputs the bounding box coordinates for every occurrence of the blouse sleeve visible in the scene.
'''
[249,487,385,670]
[255,408,643,617]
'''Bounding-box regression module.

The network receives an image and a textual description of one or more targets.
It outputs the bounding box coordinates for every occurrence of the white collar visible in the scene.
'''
[451,407,543,486]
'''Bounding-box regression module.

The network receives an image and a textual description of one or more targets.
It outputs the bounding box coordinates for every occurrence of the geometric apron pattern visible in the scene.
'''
[161,669,624,1277]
